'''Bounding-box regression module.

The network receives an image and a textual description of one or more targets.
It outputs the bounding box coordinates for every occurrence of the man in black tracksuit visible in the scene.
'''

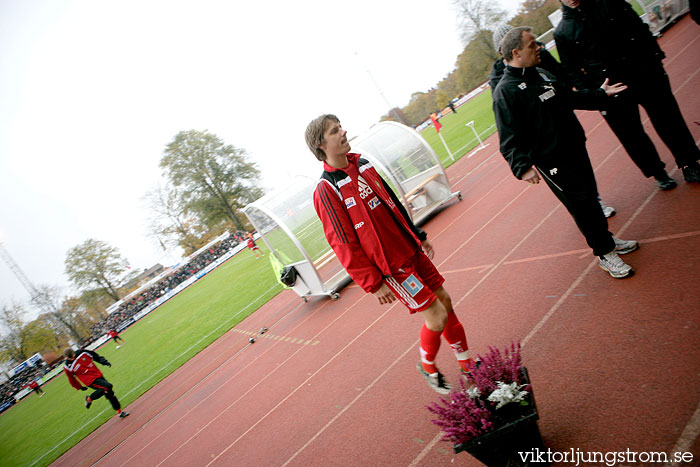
[489,23,616,219]
[554,0,700,189]
[493,26,639,279]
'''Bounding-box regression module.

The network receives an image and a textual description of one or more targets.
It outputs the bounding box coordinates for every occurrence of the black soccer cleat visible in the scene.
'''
[119,411,130,418]
[85,396,92,409]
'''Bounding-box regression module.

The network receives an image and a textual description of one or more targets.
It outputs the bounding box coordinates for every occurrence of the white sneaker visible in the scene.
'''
[599,200,616,218]
[417,364,452,395]
[599,251,634,278]
[613,237,639,255]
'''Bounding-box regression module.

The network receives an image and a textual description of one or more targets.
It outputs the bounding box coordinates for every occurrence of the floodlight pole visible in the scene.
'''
[355,52,406,124]
[0,242,40,300]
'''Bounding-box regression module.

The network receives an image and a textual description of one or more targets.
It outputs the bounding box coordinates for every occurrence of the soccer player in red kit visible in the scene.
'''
[24,380,44,397]
[306,114,476,394]
[107,329,124,348]
[63,348,129,418]
[247,237,263,259]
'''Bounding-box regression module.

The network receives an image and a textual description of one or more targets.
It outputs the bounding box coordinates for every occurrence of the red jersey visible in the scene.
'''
[26,381,39,390]
[313,153,426,294]
[64,350,106,389]
[108,330,118,338]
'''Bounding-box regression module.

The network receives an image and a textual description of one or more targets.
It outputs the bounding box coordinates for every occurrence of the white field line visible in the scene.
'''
[30,284,281,467]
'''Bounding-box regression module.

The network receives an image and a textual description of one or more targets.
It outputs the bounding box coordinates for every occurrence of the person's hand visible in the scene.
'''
[80,387,88,391]
[373,283,396,305]
[522,167,540,185]
[421,239,435,260]
[600,78,627,96]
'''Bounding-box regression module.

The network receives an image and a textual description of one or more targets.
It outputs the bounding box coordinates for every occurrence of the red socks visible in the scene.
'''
[419,324,442,374]
[441,312,475,372]
[420,313,474,374]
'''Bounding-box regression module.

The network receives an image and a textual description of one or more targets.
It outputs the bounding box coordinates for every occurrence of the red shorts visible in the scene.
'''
[383,251,445,313]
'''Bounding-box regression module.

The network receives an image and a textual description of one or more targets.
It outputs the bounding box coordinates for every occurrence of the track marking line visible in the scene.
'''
[664,400,700,467]
[281,338,418,466]
[439,178,536,269]
[411,36,700,467]
[203,301,401,467]
[115,295,341,466]
[31,285,283,467]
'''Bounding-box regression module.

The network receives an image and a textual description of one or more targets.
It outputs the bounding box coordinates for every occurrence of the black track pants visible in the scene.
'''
[89,377,121,411]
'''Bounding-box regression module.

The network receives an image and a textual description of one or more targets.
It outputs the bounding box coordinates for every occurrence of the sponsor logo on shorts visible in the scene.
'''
[345,197,356,208]
[354,221,364,230]
[368,196,380,209]
[401,274,424,297]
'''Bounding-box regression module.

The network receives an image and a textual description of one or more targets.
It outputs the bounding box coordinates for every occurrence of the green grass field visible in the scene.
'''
[0,244,282,467]
[418,88,497,168]
[0,86,496,467]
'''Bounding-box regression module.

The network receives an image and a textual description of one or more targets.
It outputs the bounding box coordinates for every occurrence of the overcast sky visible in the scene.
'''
[0,0,523,322]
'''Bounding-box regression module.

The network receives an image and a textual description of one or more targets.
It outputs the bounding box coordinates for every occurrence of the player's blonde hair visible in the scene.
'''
[305,114,339,161]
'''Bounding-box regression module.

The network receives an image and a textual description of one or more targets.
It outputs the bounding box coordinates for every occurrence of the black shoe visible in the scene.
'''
[682,163,700,183]
[119,411,130,418]
[85,396,92,409]
[654,171,677,190]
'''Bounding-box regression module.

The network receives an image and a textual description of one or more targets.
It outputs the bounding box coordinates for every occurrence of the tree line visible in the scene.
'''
[1,130,262,365]
[382,0,561,127]
[0,0,561,367]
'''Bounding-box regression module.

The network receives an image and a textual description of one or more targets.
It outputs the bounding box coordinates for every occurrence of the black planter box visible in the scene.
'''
[453,367,548,466]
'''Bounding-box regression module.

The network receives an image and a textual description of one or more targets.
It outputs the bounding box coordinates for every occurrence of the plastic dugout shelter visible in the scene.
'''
[243,121,460,302]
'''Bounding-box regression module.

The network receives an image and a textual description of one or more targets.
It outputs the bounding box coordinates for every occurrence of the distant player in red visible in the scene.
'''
[24,380,44,397]
[63,348,129,418]
[247,237,264,259]
[307,114,476,395]
[108,329,124,348]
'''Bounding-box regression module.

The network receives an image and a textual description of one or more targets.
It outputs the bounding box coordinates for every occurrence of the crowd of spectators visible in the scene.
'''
[0,362,50,408]
[87,232,249,342]
[0,232,255,410]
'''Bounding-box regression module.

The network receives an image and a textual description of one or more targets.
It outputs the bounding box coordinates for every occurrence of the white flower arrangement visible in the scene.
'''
[466,385,482,399]
[487,381,529,409]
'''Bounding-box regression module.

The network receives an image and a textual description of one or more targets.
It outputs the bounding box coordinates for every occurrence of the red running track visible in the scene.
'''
[53,16,700,467]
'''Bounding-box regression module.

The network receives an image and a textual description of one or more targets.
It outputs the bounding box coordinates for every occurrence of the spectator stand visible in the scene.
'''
[1,233,254,414]
[1,353,50,410]
[89,231,247,345]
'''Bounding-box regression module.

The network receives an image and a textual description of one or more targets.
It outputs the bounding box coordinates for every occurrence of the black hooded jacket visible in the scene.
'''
[553,0,665,89]
[492,65,608,179]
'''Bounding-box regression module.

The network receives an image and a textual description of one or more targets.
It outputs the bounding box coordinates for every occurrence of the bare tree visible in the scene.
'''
[143,182,203,253]
[32,284,84,342]
[452,0,509,49]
